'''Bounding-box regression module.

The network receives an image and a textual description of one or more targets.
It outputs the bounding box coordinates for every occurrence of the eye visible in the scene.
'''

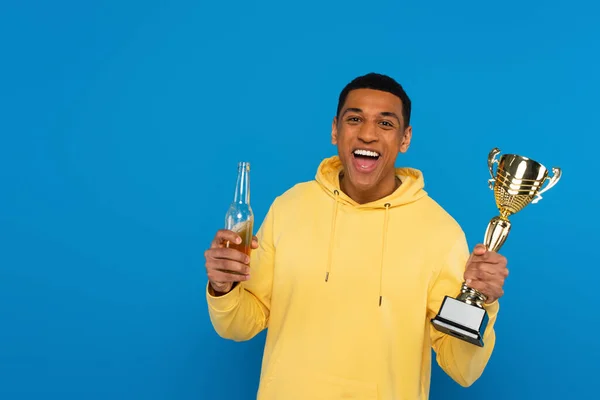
[379,120,394,128]
[346,116,362,124]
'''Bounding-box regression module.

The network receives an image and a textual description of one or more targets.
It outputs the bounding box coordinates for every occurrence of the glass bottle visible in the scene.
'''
[224,161,254,255]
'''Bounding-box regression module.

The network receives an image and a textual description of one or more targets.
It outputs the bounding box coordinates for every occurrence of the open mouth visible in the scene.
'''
[352,149,380,172]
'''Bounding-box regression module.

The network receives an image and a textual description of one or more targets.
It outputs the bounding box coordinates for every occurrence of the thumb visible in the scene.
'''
[472,243,487,256]
[251,235,259,249]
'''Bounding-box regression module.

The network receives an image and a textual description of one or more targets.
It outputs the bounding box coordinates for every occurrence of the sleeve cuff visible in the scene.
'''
[206,282,243,312]
[483,298,500,316]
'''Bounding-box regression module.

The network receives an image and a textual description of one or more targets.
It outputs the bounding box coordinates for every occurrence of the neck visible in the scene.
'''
[233,163,250,204]
[339,173,401,204]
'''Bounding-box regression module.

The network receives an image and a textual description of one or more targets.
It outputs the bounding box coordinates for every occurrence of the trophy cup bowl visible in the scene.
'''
[431,147,561,346]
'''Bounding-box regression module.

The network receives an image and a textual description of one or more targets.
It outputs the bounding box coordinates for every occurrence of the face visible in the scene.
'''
[332,88,412,201]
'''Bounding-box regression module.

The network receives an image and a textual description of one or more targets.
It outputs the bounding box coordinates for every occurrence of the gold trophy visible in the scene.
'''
[431,148,562,346]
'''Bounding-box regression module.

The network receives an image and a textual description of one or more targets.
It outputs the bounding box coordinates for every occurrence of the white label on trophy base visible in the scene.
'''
[438,298,486,331]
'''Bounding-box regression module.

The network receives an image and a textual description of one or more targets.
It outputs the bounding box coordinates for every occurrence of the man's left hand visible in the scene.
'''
[464,244,509,304]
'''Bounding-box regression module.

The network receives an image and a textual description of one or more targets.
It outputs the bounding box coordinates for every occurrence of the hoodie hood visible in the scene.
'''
[315,155,428,208]
[314,155,429,306]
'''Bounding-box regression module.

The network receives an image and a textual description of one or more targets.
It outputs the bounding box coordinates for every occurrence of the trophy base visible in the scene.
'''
[431,296,489,347]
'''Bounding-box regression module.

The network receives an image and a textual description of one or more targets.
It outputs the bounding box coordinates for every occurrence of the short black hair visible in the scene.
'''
[336,72,411,127]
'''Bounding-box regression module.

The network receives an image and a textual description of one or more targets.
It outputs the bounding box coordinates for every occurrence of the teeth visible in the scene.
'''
[354,149,380,158]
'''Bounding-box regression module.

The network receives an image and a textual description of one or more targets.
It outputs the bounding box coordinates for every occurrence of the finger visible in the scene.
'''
[465,267,507,287]
[211,229,242,248]
[464,263,490,282]
[469,252,505,264]
[478,252,507,265]
[473,276,506,293]
[463,268,479,283]
[484,264,509,279]
[208,270,250,283]
[251,236,259,249]
[465,275,505,299]
[206,259,250,275]
[206,247,250,264]
[465,278,486,293]
[465,262,508,278]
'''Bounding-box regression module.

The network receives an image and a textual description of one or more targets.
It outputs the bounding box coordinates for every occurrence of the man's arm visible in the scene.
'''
[427,233,500,387]
[205,202,277,342]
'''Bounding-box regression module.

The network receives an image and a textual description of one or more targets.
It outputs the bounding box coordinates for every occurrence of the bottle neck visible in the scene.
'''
[233,162,250,204]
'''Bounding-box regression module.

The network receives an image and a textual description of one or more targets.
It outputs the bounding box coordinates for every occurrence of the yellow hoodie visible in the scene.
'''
[207,156,499,400]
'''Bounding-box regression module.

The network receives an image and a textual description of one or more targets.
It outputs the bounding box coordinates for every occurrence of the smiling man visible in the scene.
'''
[204,73,508,400]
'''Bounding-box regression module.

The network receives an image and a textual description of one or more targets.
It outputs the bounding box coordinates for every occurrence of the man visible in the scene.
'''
[204,73,508,399]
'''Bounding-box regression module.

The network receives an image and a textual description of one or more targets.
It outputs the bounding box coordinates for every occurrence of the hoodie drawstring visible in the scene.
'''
[324,190,391,308]
[379,203,391,306]
[325,190,340,282]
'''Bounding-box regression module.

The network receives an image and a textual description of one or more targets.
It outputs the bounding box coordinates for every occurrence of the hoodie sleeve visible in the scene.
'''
[206,201,277,342]
[426,232,500,387]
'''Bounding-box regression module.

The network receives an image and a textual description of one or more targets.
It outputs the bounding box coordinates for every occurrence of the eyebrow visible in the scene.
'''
[380,111,401,123]
[342,107,363,116]
[342,108,401,123]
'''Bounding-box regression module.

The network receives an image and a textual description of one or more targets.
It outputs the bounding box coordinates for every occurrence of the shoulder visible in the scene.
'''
[409,194,466,241]
[406,196,471,276]
[260,180,324,235]
[271,180,324,208]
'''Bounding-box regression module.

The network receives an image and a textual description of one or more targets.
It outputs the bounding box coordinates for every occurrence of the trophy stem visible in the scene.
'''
[456,282,487,308]
[484,215,512,253]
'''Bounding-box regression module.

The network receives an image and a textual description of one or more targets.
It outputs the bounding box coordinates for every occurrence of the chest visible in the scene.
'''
[272,207,436,307]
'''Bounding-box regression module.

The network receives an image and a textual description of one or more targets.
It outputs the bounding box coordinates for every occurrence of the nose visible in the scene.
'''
[357,121,378,143]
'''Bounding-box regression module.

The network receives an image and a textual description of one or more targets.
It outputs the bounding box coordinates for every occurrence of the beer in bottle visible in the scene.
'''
[224,161,254,256]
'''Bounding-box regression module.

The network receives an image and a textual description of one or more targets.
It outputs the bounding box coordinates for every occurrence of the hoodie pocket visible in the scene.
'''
[314,375,379,399]
[259,370,379,399]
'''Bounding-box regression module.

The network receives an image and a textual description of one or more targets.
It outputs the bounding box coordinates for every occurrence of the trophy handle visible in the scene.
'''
[532,167,562,204]
[487,147,501,189]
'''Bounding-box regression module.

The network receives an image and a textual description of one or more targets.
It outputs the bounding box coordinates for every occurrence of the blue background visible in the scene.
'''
[1,1,598,399]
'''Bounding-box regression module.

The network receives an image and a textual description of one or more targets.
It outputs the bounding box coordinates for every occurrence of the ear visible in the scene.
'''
[398,125,412,153]
[331,116,339,145]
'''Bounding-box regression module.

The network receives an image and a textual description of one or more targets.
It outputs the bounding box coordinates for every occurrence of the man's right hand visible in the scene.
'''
[204,229,258,295]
